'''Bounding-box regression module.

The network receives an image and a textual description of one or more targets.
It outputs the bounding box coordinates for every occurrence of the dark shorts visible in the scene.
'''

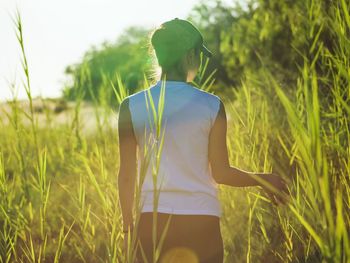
[136,212,224,263]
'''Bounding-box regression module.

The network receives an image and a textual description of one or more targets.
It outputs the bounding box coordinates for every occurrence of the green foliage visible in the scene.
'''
[188,0,236,87]
[63,27,154,105]
[220,0,304,84]
[189,0,344,93]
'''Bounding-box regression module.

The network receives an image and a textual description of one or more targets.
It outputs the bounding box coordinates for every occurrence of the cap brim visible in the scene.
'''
[201,44,212,57]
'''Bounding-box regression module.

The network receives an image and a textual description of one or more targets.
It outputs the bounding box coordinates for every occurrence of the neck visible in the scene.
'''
[161,71,187,82]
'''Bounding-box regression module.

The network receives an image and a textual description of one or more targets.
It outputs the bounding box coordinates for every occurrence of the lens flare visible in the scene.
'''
[161,247,199,263]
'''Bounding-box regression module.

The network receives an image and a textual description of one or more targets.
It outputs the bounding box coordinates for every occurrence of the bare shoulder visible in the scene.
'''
[189,84,222,109]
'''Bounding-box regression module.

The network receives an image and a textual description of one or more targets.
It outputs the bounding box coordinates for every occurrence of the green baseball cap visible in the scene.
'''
[151,18,212,68]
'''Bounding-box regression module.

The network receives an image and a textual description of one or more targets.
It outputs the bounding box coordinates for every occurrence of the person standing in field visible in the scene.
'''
[117,18,289,263]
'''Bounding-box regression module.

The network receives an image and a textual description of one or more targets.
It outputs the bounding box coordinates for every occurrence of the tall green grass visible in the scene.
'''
[0,1,349,262]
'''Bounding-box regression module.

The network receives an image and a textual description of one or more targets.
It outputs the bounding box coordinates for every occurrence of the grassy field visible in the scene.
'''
[1,5,350,263]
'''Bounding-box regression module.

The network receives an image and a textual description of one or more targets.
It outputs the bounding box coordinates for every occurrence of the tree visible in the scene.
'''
[63,26,154,104]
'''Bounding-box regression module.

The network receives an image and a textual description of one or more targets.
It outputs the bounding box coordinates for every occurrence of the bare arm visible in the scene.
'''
[208,100,290,205]
[208,100,266,187]
[118,98,137,231]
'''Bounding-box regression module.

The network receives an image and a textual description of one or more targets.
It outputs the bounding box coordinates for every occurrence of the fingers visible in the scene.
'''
[275,191,290,205]
[266,191,278,205]
[263,174,291,206]
[280,179,289,193]
[266,189,289,206]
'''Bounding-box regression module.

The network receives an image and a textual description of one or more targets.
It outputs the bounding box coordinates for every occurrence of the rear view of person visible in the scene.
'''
[118,18,289,263]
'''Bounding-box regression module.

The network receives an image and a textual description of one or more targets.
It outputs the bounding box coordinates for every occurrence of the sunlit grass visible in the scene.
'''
[1,1,349,262]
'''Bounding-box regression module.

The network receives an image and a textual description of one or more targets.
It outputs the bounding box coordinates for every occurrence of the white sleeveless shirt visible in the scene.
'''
[128,80,222,217]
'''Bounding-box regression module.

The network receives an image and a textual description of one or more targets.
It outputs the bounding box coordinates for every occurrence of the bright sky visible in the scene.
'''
[0,0,202,101]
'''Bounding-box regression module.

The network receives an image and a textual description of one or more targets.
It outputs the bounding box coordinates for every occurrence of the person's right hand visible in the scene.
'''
[261,173,290,206]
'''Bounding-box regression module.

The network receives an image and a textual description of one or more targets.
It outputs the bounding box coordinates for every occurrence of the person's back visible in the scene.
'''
[128,80,221,217]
